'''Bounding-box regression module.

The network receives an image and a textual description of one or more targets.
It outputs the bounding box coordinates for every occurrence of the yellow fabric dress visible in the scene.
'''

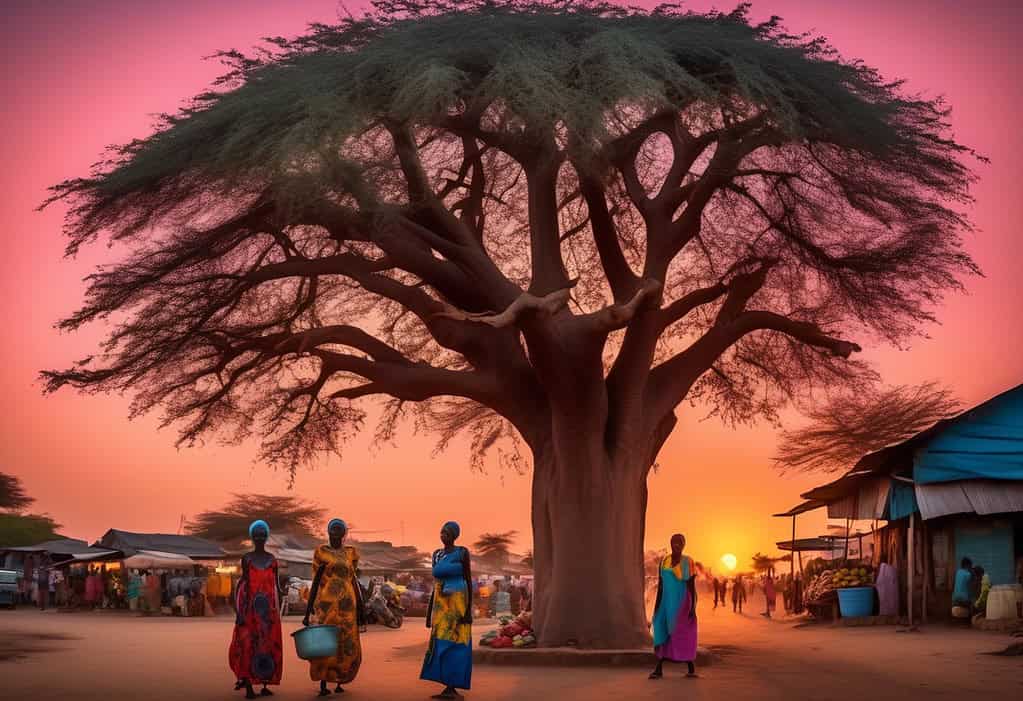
[309,545,362,684]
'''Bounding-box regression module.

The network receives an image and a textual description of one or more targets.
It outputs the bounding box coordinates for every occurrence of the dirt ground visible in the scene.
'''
[1,606,1021,700]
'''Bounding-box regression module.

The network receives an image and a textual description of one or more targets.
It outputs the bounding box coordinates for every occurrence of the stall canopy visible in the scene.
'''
[121,550,198,569]
[96,529,226,559]
[1,538,121,562]
[914,383,1023,484]
[775,537,843,553]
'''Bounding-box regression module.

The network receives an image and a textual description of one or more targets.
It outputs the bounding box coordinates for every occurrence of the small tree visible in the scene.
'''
[774,382,961,473]
[0,473,34,513]
[473,530,518,566]
[41,1,982,646]
[0,513,61,548]
[186,493,326,547]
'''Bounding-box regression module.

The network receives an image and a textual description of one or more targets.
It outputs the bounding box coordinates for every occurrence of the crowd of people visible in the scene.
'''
[707,571,804,618]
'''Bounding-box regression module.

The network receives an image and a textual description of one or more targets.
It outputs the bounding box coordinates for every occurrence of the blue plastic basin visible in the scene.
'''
[292,624,339,660]
[837,586,874,618]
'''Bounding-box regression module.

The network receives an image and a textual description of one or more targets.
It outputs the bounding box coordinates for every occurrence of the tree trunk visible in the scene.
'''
[529,436,652,649]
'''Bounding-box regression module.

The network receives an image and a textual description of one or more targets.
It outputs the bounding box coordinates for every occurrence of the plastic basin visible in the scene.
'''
[292,624,339,660]
[837,586,874,618]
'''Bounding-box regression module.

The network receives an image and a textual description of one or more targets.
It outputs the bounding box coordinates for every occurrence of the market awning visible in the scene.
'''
[121,550,198,569]
[776,537,843,553]
[772,500,827,517]
[52,550,123,566]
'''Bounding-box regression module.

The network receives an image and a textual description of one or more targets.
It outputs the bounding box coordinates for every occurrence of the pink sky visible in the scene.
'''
[1,0,1021,571]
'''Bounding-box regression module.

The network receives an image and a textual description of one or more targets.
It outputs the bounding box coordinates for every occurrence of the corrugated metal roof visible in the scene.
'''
[96,529,226,558]
[916,480,1023,519]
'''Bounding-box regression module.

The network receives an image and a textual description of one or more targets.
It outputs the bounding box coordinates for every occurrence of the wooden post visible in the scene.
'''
[907,512,915,627]
[921,520,929,624]
[844,517,851,560]
[791,516,796,581]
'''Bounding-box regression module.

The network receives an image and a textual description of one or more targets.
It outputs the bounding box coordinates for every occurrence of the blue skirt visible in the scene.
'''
[420,637,472,690]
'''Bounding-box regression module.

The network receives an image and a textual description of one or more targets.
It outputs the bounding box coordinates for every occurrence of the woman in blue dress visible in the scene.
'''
[421,521,473,699]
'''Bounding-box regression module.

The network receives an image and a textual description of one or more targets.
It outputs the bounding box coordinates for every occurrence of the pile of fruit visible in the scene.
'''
[803,565,876,603]
[479,611,537,648]
[832,566,874,589]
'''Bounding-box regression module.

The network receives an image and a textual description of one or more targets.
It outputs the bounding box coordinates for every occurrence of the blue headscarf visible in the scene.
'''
[328,518,347,533]
[248,519,270,538]
[442,521,461,540]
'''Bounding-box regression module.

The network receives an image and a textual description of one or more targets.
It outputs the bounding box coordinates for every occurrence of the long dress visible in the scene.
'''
[308,545,362,685]
[229,555,284,686]
[876,563,899,616]
[421,547,472,690]
[652,554,698,663]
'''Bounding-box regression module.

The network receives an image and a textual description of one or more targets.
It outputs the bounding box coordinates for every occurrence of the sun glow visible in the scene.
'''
[721,553,738,571]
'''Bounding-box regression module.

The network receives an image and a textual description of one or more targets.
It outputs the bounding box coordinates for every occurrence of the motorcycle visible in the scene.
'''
[363,583,404,629]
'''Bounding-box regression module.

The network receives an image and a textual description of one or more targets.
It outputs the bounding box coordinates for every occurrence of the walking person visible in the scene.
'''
[712,577,721,609]
[302,518,364,696]
[229,520,284,698]
[732,575,746,613]
[649,534,698,679]
[421,521,473,699]
[36,556,49,610]
[762,571,777,619]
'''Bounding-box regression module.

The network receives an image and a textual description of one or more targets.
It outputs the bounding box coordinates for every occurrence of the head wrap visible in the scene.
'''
[442,521,461,540]
[248,519,270,538]
[328,518,347,533]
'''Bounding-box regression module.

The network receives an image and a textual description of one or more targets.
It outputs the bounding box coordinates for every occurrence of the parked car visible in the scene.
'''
[0,569,20,608]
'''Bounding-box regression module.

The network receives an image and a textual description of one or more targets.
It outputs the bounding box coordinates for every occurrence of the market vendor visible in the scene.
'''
[953,557,973,608]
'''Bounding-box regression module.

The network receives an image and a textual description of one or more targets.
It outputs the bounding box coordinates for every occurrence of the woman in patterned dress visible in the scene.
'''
[229,519,284,698]
[303,518,365,696]
[421,521,473,699]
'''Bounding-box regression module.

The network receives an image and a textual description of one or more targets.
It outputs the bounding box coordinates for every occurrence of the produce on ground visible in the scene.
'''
[480,610,536,648]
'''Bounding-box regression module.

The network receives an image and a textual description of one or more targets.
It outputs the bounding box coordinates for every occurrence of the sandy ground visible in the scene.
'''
[1,606,1021,700]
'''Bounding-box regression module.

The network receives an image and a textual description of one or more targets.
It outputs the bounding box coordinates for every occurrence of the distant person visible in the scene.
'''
[36,557,49,611]
[762,572,777,619]
[711,577,720,609]
[303,518,364,697]
[229,520,283,699]
[732,575,746,613]
[876,557,899,616]
[649,533,698,680]
[953,557,973,609]
[973,566,991,615]
[421,521,473,700]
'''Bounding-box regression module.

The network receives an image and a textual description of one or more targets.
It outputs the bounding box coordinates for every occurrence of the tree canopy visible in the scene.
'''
[473,530,518,564]
[0,473,34,512]
[185,493,327,545]
[0,513,62,548]
[774,381,961,473]
[41,0,980,475]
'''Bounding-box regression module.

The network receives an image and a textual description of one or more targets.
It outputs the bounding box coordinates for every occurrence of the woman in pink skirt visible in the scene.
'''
[649,533,698,679]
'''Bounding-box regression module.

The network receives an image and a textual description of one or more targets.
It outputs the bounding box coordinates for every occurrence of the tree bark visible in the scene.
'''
[529,436,652,649]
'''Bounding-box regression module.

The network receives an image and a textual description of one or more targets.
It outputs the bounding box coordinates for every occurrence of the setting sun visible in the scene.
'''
[721,553,738,571]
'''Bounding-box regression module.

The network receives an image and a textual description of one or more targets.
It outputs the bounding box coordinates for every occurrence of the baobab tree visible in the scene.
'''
[42,1,981,647]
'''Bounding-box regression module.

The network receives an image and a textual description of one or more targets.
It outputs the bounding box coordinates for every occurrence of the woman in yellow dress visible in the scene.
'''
[302,519,365,696]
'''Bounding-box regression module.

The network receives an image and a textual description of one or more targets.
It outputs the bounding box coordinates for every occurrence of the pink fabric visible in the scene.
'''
[764,578,776,610]
[876,563,899,616]
[654,589,698,662]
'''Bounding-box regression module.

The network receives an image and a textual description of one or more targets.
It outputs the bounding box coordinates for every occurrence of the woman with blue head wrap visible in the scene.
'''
[229,519,283,698]
[421,521,473,698]
[303,518,364,695]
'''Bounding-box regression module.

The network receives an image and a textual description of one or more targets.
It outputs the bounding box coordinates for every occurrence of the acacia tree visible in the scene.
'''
[774,381,961,473]
[473,530,519,566]
[0,473,35,512]
[186,493,326,546]
[42,1,981,647]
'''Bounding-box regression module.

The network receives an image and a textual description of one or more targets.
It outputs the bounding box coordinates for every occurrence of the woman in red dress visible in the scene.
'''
[230,520,284,698]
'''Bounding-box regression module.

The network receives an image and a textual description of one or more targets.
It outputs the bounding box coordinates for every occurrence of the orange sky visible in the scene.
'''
[2,0,1021,571]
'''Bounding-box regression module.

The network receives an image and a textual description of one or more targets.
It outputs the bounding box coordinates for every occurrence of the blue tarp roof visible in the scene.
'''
[914,384,1023,484]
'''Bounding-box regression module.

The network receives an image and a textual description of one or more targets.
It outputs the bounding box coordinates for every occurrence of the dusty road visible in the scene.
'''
[1,606,1020,700]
